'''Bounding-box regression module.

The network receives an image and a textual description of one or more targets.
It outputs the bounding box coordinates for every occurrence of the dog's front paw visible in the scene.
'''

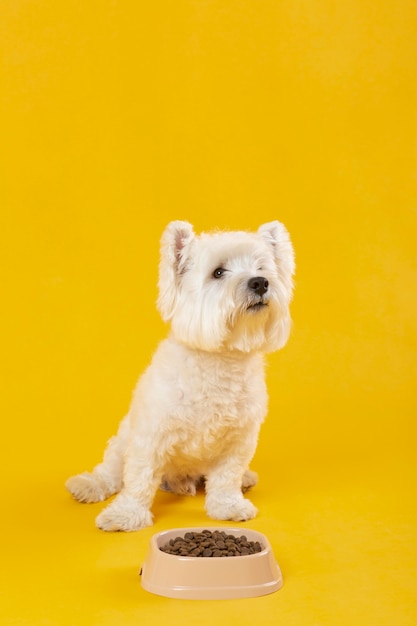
[95,493,153,532]
[66,472,115,503]
[206,494,258,522]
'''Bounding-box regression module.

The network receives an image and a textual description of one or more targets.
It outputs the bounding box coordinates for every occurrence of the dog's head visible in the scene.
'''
[157,220,295,353]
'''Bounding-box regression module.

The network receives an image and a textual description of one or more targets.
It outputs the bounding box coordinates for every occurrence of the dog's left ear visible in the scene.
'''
[258,221,295,297]
[157,221,195,321]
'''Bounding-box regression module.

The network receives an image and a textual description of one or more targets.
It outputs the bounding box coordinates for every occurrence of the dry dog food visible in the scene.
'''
[159,530,263,557]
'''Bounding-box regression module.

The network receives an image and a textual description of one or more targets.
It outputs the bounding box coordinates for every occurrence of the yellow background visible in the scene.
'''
[1,1,416,624]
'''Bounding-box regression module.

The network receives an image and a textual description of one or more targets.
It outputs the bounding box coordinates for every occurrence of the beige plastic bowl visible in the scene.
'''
[140,527,283,600]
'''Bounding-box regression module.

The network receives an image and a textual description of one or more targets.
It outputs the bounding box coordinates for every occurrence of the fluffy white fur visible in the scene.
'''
[66,220,295,531]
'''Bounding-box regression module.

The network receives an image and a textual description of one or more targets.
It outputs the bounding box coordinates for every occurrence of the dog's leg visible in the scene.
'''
[95,438,163,531]
[205,455,258,522]
[65,415,129,503]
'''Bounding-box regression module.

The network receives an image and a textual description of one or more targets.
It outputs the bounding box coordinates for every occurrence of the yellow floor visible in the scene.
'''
[1,0,417,624]
[1,458,416,624]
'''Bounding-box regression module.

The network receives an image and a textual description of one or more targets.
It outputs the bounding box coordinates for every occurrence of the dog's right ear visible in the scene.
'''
[157,221,195,321]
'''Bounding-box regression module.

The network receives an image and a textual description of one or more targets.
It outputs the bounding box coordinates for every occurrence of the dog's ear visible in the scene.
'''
[157,221,195,321]
[258,221,295,294]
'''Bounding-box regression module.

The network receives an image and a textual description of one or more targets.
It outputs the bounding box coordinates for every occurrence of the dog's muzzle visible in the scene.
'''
[246,276,269,311]
[248,276,269,296]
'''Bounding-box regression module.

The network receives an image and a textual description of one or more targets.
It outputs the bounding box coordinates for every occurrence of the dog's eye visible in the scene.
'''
[213,267,226,279]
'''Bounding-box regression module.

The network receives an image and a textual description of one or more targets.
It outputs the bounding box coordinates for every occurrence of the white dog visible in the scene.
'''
[66,220,294,531]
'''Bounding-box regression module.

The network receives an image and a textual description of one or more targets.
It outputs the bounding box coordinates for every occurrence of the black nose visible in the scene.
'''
[248,276,269,296]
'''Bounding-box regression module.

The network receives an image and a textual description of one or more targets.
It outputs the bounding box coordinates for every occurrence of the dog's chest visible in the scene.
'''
[176,343,265,416]
[136,339,268,425]
[131,340,268,467]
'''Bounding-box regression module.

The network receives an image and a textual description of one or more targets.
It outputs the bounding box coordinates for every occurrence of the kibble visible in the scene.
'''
[159,530,263,557]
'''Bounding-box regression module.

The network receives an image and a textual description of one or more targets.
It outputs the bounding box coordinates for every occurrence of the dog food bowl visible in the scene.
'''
[140,527,283,600]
